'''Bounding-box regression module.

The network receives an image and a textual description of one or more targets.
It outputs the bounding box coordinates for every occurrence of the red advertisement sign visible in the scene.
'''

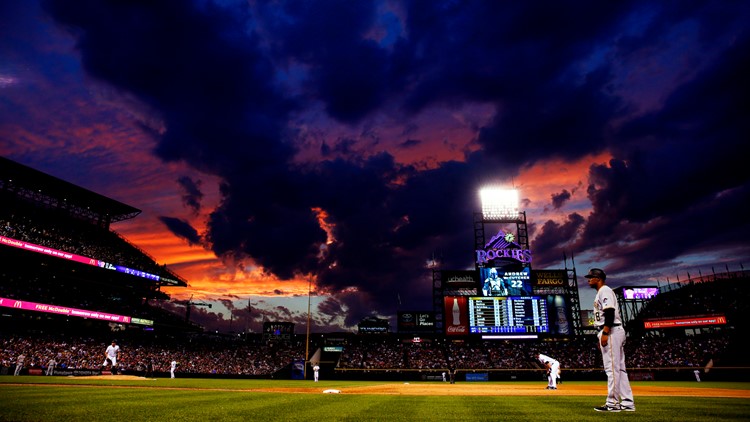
[444,296,468,336]
[643,315,726,329]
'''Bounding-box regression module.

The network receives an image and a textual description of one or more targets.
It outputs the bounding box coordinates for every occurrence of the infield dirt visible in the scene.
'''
[76,375,750,398]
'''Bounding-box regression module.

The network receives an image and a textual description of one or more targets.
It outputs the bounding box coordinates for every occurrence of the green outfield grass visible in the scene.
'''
[1,377,749,421]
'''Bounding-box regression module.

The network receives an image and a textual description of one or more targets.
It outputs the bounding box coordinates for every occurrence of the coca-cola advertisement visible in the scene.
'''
[444,296,468,336]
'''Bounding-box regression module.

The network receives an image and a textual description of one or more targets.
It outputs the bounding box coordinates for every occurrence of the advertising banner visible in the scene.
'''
[466,372,489,382]
[398,311,435,333]
[444,296,468,336]
[643,315,726,329]
[291,359,305,380]
[0,296,131,324]
[531,270,567,287]
[441,270,479,287]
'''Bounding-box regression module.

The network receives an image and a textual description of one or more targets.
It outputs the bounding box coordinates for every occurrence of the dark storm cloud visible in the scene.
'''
[551,190,572,210]
[177,176,203,215]
[398,139,421,149]
[254,0,390,123]
[320,138,358,157]
[42,0,297,171]
[531,213,586,267]
[577,27,750,275]
[478,66,624,166]
[401,0,631,165]
[306,154,425,302]
[403,2,604,104]
[40,0,750,325]
[317,297,345,324]
[218,298,236,311]
[158,216,202,246]
[205,170,327,280]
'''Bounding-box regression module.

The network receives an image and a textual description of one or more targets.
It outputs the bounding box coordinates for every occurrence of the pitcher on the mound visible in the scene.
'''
[102,340,120,374]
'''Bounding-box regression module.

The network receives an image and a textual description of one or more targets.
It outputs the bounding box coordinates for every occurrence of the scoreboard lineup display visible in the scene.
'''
[468,296,549,334]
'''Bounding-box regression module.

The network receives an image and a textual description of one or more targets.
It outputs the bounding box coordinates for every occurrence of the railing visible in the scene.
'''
[658,268,747,293]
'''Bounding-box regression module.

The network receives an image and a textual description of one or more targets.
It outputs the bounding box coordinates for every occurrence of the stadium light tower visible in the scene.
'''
[475,186,528,252]
[304,274,312,380]
[479,187,519,222]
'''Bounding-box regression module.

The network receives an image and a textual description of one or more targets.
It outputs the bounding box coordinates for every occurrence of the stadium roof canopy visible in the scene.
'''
[0,156,141,224]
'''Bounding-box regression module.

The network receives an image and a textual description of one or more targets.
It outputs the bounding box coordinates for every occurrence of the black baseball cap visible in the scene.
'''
[584,268,606,280]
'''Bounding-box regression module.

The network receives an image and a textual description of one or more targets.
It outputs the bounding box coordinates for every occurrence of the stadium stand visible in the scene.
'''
[0,156,191,337]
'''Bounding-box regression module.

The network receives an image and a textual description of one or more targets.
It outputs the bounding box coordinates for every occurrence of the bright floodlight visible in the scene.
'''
[480,188,519,221]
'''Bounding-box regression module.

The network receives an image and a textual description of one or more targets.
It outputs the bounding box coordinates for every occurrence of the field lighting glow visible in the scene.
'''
[480,188,519,221]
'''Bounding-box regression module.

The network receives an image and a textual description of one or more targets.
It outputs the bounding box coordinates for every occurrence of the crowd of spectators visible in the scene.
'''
[0,210,177,282]
[1,333,303,376]
[2,329,732,378]
[405,341,449,369]
[336,332,729,372]
[336,337,405,370]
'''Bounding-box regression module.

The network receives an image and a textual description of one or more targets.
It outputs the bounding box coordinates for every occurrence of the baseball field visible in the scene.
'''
[2,375,749,421]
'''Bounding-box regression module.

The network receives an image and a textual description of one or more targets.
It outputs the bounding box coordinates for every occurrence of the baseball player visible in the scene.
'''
[171,360,178,378]
[14,353,25,376]
[146,358,154,378]
[46,357,56,376]
[587,268,635,412]
[537,353,560,390]
[102,340,120,374]
[313,364,320,382]
[482,268,508,296]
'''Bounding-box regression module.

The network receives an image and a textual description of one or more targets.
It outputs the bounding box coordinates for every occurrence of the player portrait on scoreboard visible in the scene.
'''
[481,267,507,296]
[480,266,531,297]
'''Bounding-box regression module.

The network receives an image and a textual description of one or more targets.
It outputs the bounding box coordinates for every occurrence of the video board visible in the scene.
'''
[478,266,531,297]
[263,321,294,341]
[467,296,549,334]
[622,287,659,300]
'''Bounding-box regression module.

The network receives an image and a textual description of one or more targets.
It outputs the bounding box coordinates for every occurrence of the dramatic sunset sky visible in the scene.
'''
[2,1,748,333]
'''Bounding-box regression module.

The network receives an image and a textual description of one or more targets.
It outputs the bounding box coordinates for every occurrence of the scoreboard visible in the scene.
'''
[263,321,294,342]
[468,296,549,334]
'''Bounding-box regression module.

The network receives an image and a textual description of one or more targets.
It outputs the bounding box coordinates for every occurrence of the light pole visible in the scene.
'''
[304,274,312,380]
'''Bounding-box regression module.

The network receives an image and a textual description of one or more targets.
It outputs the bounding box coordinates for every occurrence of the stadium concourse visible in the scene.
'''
[0,156,748,382]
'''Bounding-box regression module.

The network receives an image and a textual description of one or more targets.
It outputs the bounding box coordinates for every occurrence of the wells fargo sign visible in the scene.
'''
[532,270,567,286]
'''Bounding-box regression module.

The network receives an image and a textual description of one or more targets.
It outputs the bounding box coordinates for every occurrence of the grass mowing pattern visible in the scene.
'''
[1,378,749,421]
